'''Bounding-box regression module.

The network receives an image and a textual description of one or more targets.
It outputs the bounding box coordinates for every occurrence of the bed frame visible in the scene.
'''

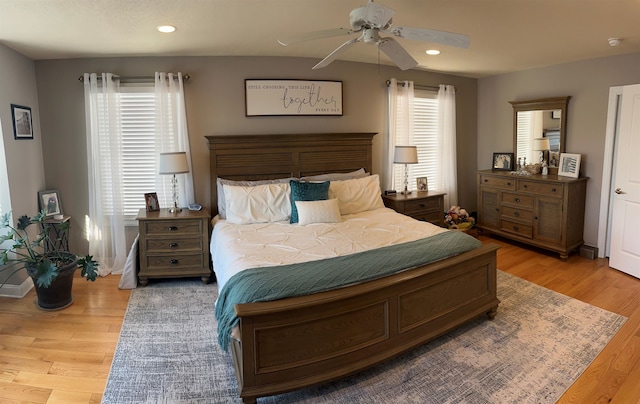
[206,133,499,403]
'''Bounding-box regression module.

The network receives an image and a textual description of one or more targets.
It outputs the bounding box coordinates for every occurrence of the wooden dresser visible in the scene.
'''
[382,191,446,226]
[476,170,587,258]
[136,208,212,286]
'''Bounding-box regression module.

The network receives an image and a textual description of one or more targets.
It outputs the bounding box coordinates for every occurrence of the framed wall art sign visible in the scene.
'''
[558,153,581,178]
[245,79,343,116]
[11,104,34,139]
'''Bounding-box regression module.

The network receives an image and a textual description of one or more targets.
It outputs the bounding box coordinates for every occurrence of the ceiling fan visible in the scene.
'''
[277,0,470,71]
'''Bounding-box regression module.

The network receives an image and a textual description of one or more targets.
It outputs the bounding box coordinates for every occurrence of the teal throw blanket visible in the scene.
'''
[215,230,482,350]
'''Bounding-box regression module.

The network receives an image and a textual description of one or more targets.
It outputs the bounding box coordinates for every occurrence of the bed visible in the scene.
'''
[206,133,499,403]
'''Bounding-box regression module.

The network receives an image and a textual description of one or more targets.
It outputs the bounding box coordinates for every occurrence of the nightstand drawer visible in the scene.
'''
[501,219,532,238]
[144,219,203,236]
[404,198,441,213]
[144,253,206,270]
[145,237,203,253]
[409,211,443,225]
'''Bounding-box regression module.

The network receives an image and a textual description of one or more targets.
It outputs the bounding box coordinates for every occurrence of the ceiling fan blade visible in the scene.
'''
[378,37,418,71]
[278,28,357,46]
[312,36,361,69]
[384,26,470,48]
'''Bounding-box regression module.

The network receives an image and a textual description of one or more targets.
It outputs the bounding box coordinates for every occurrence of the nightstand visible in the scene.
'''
[136,208,212,286]
[382,191,446,226]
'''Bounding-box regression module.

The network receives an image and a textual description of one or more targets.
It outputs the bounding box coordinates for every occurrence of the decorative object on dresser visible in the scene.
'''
[492,152,514,171]
[558,153,582,178]
[158,151,189,213]
[136,208,211,286]
[477,170,588,258]
[533,137,551,175]
[393,145,418,194]
[382,191,445,226]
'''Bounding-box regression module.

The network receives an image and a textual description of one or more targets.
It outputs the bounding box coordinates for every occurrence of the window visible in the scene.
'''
[393,88,440,191]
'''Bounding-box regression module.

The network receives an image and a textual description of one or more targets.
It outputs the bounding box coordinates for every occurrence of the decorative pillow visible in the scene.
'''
[223,183,291,224]
[289,180,330,224]
[300,168,368,182]
[328,174,385,215]
[217,177,293,219]
[295,199,342,225]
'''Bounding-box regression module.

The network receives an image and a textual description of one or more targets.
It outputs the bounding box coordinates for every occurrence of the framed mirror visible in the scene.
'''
[510,96,570,173]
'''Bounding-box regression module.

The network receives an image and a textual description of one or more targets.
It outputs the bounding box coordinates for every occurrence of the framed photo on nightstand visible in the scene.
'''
[416,177,428,191]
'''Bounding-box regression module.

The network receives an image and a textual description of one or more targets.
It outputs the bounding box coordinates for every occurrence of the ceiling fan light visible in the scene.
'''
[426,49,440,55]
[157,25,177,33]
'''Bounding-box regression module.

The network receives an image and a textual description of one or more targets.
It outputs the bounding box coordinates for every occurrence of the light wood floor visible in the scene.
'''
[1,235,640,403]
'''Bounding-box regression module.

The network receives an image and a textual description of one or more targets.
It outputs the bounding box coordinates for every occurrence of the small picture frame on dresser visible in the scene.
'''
[416,177,428,191]
[492,153,514,171]
[558,153,581,178]
[144,192,160,212]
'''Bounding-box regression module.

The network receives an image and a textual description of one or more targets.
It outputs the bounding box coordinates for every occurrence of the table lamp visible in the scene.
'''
[533,138,551,175]
[394,146,418,194]
[159,152,189,213]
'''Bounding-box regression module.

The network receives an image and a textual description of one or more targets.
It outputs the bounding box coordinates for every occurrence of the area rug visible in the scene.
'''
[102,271,627,403]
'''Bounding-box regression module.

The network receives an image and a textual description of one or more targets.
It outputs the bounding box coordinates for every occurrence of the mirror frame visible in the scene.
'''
[510,96,570,174]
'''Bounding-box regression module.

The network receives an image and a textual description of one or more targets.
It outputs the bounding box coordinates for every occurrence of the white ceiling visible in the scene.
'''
[1,0,639,78]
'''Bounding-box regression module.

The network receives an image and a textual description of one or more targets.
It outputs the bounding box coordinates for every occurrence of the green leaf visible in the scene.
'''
[79,255,99,282]
[17,215,31,231]
[34,261,59,288]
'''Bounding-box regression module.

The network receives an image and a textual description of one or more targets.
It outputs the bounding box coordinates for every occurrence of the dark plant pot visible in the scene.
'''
[28,253,78,310]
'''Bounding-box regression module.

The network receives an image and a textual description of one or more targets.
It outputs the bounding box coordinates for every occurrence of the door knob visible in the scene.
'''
[615,188,624,194]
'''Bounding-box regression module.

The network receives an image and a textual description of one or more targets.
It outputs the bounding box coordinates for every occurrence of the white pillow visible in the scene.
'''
[329,174,384,215]
[216,177,294,219]
[300,168,368,182]
[223,183,291,224]
[295,199,342,225]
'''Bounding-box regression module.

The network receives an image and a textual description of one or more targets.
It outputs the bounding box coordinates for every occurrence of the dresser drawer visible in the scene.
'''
[404,198,441,213]
[518,180,564,197]
[479,175,516,190]
[144,237,203,253]
[501,192,533,207]
[143,219,203,236]
[144,253,206,270]
[501,219,532,238]
[502,206,533,222]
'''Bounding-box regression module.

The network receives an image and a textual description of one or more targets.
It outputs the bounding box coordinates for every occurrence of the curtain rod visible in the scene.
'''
[385,80,447,92]
[78,74,190,83]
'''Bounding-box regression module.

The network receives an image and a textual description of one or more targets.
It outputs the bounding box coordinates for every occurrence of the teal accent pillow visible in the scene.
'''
[289,180,330,223]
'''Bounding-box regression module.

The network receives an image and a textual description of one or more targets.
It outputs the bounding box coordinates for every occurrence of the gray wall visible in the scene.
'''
[0,44,45,286]
[478,52,640,247]
[34,56,478,254]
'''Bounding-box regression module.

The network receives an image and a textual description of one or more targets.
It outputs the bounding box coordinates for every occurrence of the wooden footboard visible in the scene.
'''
[229,243,499,403]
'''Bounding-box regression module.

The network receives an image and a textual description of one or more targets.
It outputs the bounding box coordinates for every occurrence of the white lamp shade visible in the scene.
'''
[532,138,550,151]
[394,146,418,164]
[159,152,189,174]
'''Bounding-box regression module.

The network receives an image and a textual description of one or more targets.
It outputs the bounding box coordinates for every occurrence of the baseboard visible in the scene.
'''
[0,277,34,298]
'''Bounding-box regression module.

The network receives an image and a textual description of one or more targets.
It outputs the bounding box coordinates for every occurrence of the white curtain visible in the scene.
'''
[438,84,458,209]
[83,73,127,276]
[385,78,414,190]
[154,72,195,207]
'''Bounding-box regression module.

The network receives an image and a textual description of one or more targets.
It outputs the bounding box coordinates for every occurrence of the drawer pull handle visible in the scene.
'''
[552,188,557,192]
[515,197,520,203]
[513,225,519,231]
[170,259,179,265]
[418,204,425,208]
[168,226,178,231]
[484,179,488,182]
[514,211,520,217]
[523,184,528,188]
[169,243,179,248]
[507,182,511,186]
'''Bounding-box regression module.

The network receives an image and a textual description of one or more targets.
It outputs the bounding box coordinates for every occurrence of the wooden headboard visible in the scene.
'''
[205,133,376,215]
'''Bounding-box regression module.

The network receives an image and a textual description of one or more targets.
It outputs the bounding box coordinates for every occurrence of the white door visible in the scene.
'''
[609,84,640,278]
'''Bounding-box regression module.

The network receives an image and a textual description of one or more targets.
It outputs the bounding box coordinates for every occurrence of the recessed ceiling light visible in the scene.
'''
[426,49,440,55]
[157,25,177,33]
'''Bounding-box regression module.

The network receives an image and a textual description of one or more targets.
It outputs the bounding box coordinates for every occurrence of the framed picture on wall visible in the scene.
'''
[11,104,34,139]
[558,153,581,178]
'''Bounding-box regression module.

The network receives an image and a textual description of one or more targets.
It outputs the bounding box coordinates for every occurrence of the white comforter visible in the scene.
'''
[210,207,447,292]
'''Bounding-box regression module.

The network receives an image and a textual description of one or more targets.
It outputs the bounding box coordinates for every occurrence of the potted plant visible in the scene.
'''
[0,210,98,310]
